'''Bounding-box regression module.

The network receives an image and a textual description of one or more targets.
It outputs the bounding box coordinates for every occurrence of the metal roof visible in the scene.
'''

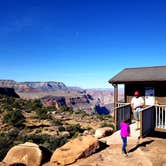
[109,66,166,84]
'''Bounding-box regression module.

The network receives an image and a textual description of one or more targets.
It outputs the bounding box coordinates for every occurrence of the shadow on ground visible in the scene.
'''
[95,141,109,153]
[128,140,154,153]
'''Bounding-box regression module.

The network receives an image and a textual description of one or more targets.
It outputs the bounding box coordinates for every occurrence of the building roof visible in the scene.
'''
[109,66,166,84]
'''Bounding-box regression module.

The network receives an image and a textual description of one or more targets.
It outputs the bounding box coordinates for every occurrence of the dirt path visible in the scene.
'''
[70,143,153,166]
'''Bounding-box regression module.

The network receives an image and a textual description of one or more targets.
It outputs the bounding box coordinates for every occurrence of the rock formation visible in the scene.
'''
[0,87,19,98]
[94,127,113,139]
[50,135,99,165]
[3,142,42,166]
[0,80,67,92]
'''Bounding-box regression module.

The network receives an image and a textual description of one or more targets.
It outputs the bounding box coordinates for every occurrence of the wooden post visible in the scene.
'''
[140,110,143,138]
[113,83,118,110]
[113,83,118,130]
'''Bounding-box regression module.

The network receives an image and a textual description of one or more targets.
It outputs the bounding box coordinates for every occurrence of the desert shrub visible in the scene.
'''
[100,122,110,128]
[25,99,43,111]
[18,134,68,152]
[65,124,84,138]
[110,122,116,131]
[58,126,65,132]
[51,119,62,126]
[59,106,73,113]
[96,114,111,121]
[46,105,57,112]
[0,129,19,160]
[80,110,88,118]
[47,136,68,151]
[35,108,51,120]
[100,122,115,131]
[3,109,25,127]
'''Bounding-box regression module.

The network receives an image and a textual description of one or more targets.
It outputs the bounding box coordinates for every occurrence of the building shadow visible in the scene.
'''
[128,140,154,153]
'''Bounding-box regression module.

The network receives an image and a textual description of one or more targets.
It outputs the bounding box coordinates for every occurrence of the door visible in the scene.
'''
[145,87,155,106]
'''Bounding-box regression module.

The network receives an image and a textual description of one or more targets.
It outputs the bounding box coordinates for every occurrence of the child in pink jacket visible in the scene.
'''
[120,119,130,156]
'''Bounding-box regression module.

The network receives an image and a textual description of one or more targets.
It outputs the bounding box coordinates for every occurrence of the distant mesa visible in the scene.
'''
[0,80,68,93]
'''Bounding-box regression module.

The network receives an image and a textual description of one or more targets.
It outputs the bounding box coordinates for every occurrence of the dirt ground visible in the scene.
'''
[70,131,166,166]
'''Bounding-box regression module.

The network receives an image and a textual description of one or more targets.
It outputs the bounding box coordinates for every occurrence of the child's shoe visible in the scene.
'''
[122,151,128,157]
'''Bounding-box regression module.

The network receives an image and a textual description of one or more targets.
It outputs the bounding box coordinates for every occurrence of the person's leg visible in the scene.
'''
[121,137,127,154]
[136,120,139,129]
[137,109,141,129]
[134,110,139,129]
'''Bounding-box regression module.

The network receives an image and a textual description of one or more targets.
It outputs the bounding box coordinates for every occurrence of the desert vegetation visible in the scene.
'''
[0,94,114,160]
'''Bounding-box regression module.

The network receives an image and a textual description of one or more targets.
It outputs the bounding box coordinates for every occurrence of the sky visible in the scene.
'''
[0,0,166,89]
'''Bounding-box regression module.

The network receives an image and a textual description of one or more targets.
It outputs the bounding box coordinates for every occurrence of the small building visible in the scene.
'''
[108,66,166,136]
[109,66,166,108]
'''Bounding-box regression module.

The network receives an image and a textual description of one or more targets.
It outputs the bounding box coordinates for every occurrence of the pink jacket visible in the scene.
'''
[120,122,130,137]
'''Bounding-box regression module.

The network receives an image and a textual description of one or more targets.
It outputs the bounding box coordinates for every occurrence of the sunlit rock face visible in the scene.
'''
[50,135,99,165]
[3,142,42,166]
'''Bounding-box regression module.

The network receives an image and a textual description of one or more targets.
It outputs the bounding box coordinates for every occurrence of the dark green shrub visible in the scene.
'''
[25,99,43,111]
[58,126,65,132]
[59,106,73,113]
[65,124,84,138]
[51,119,62,126]
[35,108,51,120]
[17,134,68,152]
[0,129,19,160]
[100,122,115,131]
[100,122,111,127]
[3,109,25,127]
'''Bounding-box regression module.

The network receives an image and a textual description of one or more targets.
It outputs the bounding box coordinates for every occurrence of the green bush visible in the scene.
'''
[51,119,62,126]
[25,99,43,112]
[65,124,84,138]
[17,133,68,152]
[59,106,73,113]
[3,109,25,127]
[58,126,65,132]
[35,108,51,120]
[0,129,19,160]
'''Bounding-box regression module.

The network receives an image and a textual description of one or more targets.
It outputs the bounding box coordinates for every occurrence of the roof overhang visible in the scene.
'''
[109,66,166,85]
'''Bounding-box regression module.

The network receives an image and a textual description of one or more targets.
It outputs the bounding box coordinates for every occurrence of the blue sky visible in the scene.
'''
[0,0,166,89]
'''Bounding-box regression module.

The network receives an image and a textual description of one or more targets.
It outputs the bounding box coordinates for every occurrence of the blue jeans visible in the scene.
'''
[121,137,127,154]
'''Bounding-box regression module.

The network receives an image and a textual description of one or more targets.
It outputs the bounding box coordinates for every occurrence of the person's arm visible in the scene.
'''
[131,98,135,110]
[127,125,131,136]
[140,97,144,107]
[131,103,134,110]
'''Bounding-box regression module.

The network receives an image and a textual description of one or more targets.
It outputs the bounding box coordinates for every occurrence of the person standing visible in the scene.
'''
[131,91,144,130]
[120,119,130,157]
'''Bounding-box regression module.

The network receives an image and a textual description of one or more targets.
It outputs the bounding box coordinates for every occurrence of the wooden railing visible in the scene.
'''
[140,106,155,137]
[115,103,131,130]
[117,103,130,107]
[155,105,166,131]
[115,104,166,137]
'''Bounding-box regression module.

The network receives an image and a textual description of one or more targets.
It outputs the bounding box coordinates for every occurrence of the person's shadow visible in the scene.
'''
[128,139,154,153]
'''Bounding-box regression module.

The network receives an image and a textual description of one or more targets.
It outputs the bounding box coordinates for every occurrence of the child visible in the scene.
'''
[120,119,130,157]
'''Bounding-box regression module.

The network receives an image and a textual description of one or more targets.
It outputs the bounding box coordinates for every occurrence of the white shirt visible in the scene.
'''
[131,96,144,109]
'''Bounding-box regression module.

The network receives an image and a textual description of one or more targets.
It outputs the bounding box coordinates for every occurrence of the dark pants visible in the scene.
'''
[121,137,127,154]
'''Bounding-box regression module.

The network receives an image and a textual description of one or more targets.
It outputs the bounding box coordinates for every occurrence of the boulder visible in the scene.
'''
[50,135,99,165]
[94,127,113,139]
[0,162,9,166]
[3,142,42,166]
